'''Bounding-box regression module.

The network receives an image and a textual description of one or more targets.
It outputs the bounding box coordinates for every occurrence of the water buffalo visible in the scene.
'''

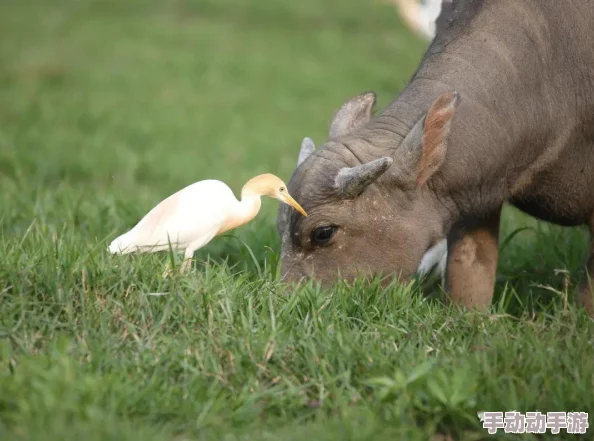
[277,0,594,315]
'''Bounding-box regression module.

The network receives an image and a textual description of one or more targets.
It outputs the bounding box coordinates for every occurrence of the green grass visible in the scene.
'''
[1,0,593,440]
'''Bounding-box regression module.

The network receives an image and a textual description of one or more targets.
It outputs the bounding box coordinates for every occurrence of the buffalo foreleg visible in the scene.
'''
[444,209,502,311]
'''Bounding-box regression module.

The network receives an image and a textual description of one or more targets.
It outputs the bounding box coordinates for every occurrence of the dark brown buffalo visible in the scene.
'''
[277,0,594,314]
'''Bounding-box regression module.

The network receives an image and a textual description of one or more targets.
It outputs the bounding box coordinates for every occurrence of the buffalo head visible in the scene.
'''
[277,90,457,286]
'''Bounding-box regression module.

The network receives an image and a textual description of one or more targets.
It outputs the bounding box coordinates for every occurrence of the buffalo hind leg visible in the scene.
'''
[444,209,502,311]
[577,215,594,317]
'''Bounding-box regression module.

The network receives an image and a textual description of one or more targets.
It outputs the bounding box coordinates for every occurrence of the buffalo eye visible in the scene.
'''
[311,226,337,245]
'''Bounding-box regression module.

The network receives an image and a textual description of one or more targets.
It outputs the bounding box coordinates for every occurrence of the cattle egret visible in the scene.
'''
[108,174,307,273]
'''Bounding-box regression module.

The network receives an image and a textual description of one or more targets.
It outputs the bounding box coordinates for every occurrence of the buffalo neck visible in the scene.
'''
[343,0,586,226]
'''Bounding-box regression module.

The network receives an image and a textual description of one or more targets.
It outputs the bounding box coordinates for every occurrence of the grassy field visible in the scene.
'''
[1,0,593,440]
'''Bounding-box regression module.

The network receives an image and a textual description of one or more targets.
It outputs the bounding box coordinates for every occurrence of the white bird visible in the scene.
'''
[392,0,443,40]
[108,173,307,274]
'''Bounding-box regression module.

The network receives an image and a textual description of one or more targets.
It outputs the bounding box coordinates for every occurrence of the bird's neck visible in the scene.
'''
[216,190,262,235]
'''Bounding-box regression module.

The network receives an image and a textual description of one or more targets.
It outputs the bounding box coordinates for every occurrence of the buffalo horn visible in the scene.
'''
[334,156,393,197]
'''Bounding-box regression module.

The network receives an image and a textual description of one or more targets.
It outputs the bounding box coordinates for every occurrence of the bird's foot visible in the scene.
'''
[161,257,192,278]
[179,257,193,274]
[162,266,174,278]
[162,260,176,278]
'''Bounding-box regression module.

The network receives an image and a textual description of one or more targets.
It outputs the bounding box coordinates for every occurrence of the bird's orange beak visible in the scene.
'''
[281,192,308,217]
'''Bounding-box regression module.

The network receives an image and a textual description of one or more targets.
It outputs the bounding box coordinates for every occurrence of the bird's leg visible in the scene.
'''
[179,247,196,274]
[162,260,174,278]
[179,258,192,273]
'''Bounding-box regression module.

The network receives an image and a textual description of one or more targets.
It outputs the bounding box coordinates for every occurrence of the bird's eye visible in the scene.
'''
[279,187,285,192]
[311,226,337,245]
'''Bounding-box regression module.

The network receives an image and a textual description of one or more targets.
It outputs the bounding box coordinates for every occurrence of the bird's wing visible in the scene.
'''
[128,180,238,250]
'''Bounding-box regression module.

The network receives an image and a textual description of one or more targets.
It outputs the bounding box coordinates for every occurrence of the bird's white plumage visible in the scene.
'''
[108,172,307,275]
[393,0,442,41]
[108,179,239,255]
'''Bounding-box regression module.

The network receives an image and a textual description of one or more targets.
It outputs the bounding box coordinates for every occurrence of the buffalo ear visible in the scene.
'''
[328,92,377,139]
[399,90,460,186]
